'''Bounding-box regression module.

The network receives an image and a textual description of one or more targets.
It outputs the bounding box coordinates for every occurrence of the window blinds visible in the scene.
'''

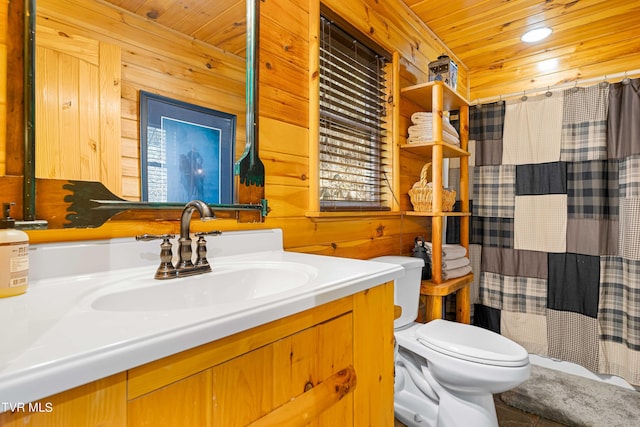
[319,16,390,211]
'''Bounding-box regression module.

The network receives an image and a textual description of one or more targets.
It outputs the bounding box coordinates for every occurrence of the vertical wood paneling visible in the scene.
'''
[99,43,122,195]
[78,59,100,181]
[35,47,60,178]
[391,52,401,211]
[58,53,81,179]
[34,30,121,190]
[3,0,25,176]
[353,282,395,426]
[0,0,6,175]
[307,0,320,212]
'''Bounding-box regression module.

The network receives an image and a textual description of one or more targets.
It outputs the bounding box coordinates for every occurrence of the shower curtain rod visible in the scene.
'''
[472,68,640,105]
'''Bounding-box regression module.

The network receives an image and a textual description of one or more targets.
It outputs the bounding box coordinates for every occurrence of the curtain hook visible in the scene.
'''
[599,75,609,88]
[571,80,580,93]
[622,71,631,85]
[545,86,552,97]
[521,90,528,102]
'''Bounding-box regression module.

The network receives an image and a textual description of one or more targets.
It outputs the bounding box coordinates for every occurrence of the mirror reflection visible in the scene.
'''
[33,0,247,204]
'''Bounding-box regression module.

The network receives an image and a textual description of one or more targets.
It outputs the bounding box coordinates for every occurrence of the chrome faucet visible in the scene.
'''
[176,200,216,274]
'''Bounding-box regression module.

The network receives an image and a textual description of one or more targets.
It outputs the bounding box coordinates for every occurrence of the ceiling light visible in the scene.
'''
[521,27,552,43]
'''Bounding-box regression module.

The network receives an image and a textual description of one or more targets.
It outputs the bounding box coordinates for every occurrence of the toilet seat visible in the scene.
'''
[415,319,529,367]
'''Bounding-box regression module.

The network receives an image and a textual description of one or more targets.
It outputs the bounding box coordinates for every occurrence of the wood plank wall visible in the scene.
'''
[1,0,470,260]
[0,0,8,176]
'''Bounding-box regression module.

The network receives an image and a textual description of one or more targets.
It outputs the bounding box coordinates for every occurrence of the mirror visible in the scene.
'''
[4,0,265,228]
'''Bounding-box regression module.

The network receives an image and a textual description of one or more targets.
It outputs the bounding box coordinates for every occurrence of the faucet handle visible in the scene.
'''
[135,233,176,242]
[135,234,177,280]
[194,231,222,238]
[193,231,221,270]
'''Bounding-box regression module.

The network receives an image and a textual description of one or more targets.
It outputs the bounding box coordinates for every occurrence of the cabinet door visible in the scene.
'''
[0,373,126,427]
[211,312,354,426]
[127,369,213,427]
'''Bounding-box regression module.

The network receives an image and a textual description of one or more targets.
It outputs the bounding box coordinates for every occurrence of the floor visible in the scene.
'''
[394,395,568,426]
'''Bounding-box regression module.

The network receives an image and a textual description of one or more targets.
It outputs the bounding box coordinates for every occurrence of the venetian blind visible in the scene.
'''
[319,16,390,211]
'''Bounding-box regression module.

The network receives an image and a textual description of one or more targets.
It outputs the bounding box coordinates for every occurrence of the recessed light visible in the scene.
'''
[521,27,552,43]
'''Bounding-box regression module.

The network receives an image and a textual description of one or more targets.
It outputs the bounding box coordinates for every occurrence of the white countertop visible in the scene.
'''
[0,229,403,407]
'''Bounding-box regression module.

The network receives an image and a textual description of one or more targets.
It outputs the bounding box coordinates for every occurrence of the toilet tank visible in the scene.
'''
[370,256,424,329]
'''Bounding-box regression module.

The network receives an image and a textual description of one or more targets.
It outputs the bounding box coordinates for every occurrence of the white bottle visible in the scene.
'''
[0,202,29,298]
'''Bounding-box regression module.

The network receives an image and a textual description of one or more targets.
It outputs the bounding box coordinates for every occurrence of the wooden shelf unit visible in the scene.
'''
[401,81,472,324]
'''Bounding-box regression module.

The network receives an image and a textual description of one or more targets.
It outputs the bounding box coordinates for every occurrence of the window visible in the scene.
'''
[319,15,390,211]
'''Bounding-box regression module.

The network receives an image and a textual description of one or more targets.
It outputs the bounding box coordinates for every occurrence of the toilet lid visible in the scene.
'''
[415,319,529,367]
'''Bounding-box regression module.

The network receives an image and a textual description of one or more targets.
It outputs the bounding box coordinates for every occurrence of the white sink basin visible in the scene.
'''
[90,261,318,312]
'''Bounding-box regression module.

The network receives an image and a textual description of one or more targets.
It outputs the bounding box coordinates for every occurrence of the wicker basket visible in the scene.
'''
[408,163,457,212]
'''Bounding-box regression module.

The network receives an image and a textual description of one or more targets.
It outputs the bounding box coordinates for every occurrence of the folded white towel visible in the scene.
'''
[408,124,432,137]
[442,118,459,138]
[442,131,460,146]
[411,112,458,131]
[407,117,459,146]
[407,135,459,146]
[442,264,472,280]
[407,137,428,144]
[407,130,459,146]
[443,244,467,259]
[442,257,470,270]
[411,112,432,124]
[425,243,468,259]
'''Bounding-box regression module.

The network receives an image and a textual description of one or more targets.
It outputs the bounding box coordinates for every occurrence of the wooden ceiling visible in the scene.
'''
[103,0,640,101]
[104,0,246,56]
[404,0,640,100]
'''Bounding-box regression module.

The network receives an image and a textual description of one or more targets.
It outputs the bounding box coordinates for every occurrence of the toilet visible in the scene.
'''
[370,256,530,427]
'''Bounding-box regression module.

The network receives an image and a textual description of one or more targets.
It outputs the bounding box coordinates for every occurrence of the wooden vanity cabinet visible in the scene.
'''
[0,282,394,427]
[128,312,354,426]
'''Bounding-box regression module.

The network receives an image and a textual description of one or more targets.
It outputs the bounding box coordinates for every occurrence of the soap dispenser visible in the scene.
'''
[0,202,29,297]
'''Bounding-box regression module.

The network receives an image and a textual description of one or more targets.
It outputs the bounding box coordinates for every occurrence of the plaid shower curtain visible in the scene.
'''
[463,79,640,386]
